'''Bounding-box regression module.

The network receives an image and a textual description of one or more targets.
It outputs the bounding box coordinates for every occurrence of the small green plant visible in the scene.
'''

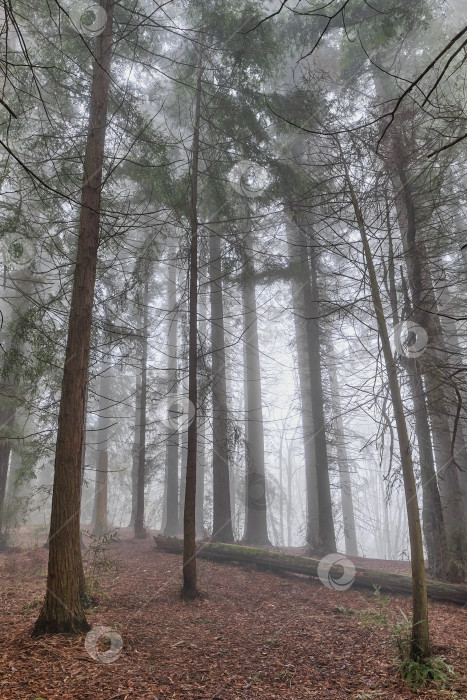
[334,605,357,615]
[357,585,392,626]
[370,585,392,623]
[392,609,411,658]
[398,655,455,690]
[82,528,119,605]
[392,609,456,691]
[22,597,42,613]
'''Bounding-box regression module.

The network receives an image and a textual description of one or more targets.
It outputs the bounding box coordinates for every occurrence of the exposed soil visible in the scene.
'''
[0,532,465,699]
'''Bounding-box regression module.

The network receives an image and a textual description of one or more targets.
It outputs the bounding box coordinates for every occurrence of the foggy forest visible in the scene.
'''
[0,0,467,698]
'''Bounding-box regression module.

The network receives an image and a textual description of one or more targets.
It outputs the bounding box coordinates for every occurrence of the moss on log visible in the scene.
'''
[153,535,467,606]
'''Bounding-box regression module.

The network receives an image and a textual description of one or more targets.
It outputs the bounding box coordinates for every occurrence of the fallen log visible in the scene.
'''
[153,535,467,606]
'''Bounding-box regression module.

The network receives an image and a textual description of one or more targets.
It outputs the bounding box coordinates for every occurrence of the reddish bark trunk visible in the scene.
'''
[32,0,114,636]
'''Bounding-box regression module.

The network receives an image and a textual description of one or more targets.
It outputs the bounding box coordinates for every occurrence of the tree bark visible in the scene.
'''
[134,281,149,539]
[433,270,467,520]
[128,369,142,528]
[92,363,112,538]
[181,58,203,600]
[289,216,336,554]
[0,394,15,542]
[242,225,270,546]
[388,133,466,581]
[209,226,234,542]
[163,261,179,536]
[196,397,206,538]
[342,151,430,659]
[327,345,358,557]
[385,228,447,579]
[286,220,320,550]
[32,0,114,636]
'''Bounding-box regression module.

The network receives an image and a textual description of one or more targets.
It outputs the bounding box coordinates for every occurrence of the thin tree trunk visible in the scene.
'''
[129,370,142,528]
[385,221,448,578]
[134,282,149,539]
[210,226,234,542]
[178,422,187,534]
[327,345,358,557]
[195,312,207,539]
[196,405,205,538]
[287,440,293,548]
[434,270,467,519]
[342,153,430,659]
[286,220,320,550]
[290,217,336,554]
[32,0,114,636]
[0,396,15,542]
[93,363,112,537]
[279,426,285,547]
[181,58,203,600]
[410,364,447,578]
[242,226,270,546]
[164,262,179,536]
[389,141,465,581]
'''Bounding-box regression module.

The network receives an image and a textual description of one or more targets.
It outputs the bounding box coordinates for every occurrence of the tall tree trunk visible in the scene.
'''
[164,262,179,536]
[196,402,206,538]
[327,345,358,557]
[128,370,142,528]
[32,0,114,636]
[178,423,187,533]
[386,228,447,579]
[286,220,320,550]
[209,226,234,542]
[291,217,336,554]
[434,270,467,519]
[181,59,203,600]
[343,153,430,660]
[287,439,293,547]
[242,226,270,546]
[195,309,207,539]
[134,282,149,539]
[391,152,466,581]
[279,425,285,547]
[410,362,447,578]
[0,392,15,543]
[93,363,112,537]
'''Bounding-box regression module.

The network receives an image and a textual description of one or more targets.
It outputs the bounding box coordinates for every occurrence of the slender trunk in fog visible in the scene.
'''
[242,226,270,546]
[134,282,149,539]
[93,363,112,537]
[210,226,233,542]
[343,154,430,659]
[327,345,358,556]
[288,215,335,554]
[33,0,114,636]
[287,219,320,550]
[164,262,179,536]
[129,370,141,528]
[181,58,203,600]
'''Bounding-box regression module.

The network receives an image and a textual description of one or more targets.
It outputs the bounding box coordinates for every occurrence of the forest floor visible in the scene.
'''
[0,530,466,700]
